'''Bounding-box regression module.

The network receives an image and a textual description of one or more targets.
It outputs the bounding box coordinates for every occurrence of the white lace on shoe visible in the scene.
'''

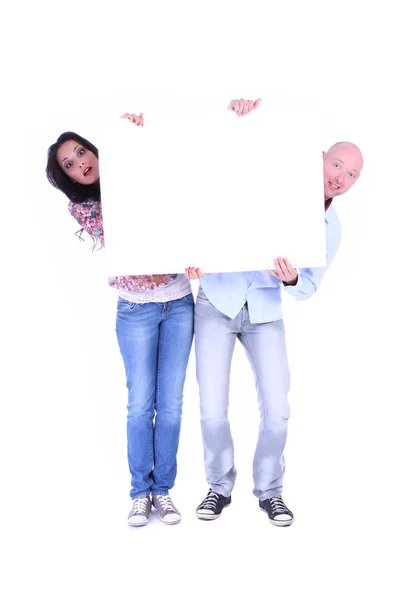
[158,495,174,512]
[127,495,150,527]
[152,494,181,524]
[133,497,149,515]
[269,496,292,521]
[197,491,220,512]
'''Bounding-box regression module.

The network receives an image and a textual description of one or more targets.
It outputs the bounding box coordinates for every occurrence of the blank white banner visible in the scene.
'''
[98,97,326,276]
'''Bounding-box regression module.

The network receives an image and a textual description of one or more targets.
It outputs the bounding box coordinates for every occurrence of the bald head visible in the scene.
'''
[323,141,363,200]
[326,141,364,167]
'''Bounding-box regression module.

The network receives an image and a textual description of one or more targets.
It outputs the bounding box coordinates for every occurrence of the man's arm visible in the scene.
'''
[268,209,342,301]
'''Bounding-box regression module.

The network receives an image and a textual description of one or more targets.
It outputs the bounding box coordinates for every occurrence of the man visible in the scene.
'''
[186,104,363,526]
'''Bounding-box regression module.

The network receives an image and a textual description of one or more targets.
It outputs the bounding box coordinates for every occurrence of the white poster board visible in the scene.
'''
[98,97,326,275]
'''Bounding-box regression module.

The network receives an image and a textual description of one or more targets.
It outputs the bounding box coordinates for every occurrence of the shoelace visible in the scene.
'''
[157,495,174,512]
[269,496,288,515]
[133,497,149,515]
[199,491,220,509]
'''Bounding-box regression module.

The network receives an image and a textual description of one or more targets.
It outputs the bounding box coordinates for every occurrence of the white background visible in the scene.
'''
[99,98,326,274]
[3,1,400,599]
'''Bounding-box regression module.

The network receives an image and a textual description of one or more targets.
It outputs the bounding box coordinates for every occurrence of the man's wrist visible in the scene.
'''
[283,275,298,287]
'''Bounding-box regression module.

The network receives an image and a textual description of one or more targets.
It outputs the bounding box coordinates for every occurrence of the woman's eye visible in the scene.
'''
[78,148,85,156]
[66,162,72,169]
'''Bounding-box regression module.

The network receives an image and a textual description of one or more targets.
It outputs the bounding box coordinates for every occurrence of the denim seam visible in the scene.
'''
[154,319,162,474]
[182,294,194,304]
[130,491,151,500]
[162,302,171,318]
[241,331,265,493]
[117,300,140,313]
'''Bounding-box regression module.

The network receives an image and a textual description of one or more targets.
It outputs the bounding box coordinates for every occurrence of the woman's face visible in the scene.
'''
[56,140,99,185]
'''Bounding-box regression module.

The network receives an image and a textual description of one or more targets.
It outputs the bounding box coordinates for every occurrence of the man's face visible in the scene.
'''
[323,143,363,199]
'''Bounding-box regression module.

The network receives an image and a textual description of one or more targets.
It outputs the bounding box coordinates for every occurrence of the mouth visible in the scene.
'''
[83,167,92,177]
[329,181,341,191]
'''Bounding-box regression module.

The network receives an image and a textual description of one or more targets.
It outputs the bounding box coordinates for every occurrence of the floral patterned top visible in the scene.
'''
[69,199,178,292]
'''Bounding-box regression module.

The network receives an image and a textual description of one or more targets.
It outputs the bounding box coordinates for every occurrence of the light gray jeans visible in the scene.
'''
[195,288,291,501]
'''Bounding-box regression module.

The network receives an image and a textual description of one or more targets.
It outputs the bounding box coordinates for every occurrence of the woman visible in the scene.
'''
[46,112,194,527]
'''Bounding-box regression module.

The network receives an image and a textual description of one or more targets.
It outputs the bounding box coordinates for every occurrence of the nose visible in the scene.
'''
[334,172,344,184]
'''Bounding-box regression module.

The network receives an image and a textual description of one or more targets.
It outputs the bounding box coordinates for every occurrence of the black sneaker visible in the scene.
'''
[196,489,231,520]
[259,496,294,527]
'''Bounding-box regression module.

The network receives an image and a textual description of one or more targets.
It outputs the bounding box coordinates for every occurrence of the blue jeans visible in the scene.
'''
[116,294,194,500]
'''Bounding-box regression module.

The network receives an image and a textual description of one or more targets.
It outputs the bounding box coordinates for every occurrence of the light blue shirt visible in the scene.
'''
[200,204,342,324]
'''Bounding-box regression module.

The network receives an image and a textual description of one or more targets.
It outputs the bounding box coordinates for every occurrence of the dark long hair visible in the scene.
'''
[46,131,101,203]
[46,131,102,250]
